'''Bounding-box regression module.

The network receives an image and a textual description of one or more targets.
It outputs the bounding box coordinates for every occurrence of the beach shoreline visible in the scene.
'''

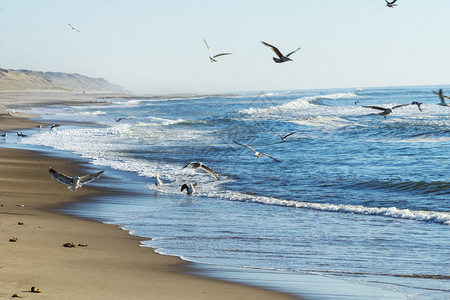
[0,93,300,299]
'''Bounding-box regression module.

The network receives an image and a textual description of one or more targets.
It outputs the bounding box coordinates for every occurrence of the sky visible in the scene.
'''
[1,0,450,94]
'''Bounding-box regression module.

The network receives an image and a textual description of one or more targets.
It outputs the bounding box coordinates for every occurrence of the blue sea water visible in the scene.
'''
[13,86,450,299]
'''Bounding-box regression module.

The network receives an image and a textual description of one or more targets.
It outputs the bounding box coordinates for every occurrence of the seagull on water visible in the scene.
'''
[1,132,6,138]
[232,140,281,162]
[203,39,232,63]
[363,104,409,118]
[262,41,301,63]
[17,132,27,137]
[181,182,197,196]
[68,24,80,32]
[411,101,423,112]
[432,89,450,106]
[49,168,104,191]
[182,162,220,180]
[385,0,398,8]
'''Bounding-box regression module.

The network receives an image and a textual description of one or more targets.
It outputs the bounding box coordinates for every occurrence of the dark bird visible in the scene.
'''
[1,132,6,138]
[48,168,104,191]
[262,41,301,63]
[411,101,423,112]
[115,118,126,122]
[181,182,197,196]
[432,89,450,106]
[50,124,60,131]
[17,132,27,137]
[385,0,398,8]
[182,162,220,180]
[232,140,281,162]
[272,132,297,141]
[363,104,409,118]
[204,39,232,62]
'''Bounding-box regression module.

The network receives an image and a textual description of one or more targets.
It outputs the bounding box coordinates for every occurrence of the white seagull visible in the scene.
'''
[385,0,398,8]
[232,140,281,162]
[363,104,409,118]
[182,162,220,180]
[68,23,80,32]
[432,89,450,106]
[181,182,197,196]
[204,39,232,62]
[49,168,104,191]
[155,173,163,187]
[262,41,301,63]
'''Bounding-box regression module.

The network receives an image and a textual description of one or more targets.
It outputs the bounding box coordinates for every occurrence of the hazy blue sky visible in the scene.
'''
[1,0,450,94]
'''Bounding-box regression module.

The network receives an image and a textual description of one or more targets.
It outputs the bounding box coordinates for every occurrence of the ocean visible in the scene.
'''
[14,86,450,299]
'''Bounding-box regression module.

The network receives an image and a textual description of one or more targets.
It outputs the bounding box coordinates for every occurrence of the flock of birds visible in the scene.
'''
[8,0,443,195]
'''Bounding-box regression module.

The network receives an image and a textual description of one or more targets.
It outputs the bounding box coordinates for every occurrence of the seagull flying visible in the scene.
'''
[181,182,197,196]
[155,173,163,187]
[363,104,409,118]
[183,162,220,180]
[232,140,281,162]
[432,89,450,106]
[411,101,423,112]
[50,124,60,131]
[49,168,104,191]
[68,24,80,32]
[272,132,297,141]
[204,39,232,63]
[262,41,301,63]
[385,0,398,8]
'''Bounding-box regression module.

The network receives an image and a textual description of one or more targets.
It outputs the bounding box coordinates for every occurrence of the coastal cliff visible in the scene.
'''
[0,68,128,93]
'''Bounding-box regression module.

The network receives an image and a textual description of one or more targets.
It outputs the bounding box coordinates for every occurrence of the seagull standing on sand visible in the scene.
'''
[432,89,450,106]
[203,39,232,62]
[181,182,197,196]
[262,41,301,63]
[48,168,104,191]
[182,162,220,180]
[232,140,281,162]
[363,104,409,118]
[385,0,398,8]
[68,24,80,32]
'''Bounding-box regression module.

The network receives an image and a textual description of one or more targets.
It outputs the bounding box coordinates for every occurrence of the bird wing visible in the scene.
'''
[203,39,213,57]
[200,164,220,180]
[181,184,188,192]
[79,170,104,184]
[213,53,232,58]
[232,140,257,152]
[444,95,450,100]
[182,162,195,169]
[262,41,284,58]
[282,132,296,140]
[49,168,73,185]
[362,105,387,111]
[261,153,281,162]
[285,47,301,58]
[392,104,410,110]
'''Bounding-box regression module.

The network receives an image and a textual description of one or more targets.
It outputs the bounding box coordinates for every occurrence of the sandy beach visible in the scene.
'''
[0,92,298,299]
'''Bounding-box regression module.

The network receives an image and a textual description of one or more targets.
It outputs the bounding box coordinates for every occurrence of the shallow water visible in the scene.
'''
[15,86,450,299]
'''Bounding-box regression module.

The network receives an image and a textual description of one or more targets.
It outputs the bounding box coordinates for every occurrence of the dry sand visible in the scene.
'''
[0,92,299,299]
